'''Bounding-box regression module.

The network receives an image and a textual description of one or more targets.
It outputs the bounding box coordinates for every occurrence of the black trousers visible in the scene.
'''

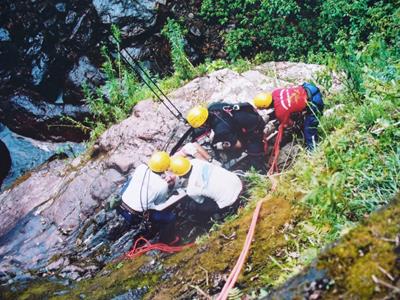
[186,197,239,223]
[117,204,177,244]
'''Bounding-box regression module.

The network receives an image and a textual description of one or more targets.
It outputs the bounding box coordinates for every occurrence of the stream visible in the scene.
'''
[0,123,85,191]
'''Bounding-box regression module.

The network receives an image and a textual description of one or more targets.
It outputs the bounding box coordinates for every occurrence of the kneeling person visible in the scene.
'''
[169,156,243,222]
[118,151,183,244]
[253,82,324,150]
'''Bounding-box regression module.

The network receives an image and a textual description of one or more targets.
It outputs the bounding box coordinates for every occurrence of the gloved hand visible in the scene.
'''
[263,122,276,136]
[214,141,231,150]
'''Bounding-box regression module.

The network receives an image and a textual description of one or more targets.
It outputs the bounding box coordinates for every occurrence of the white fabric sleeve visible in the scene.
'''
[180,143,198,157]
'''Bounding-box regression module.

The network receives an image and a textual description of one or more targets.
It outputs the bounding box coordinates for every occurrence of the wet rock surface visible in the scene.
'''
[0,92,91,141]
[0,139,11,188]
[0,0,166,141]
[0,64,337,288]
[0,123,85,190]
[93,0,161,38]
[0,0,106,140]
[0,0,226,141]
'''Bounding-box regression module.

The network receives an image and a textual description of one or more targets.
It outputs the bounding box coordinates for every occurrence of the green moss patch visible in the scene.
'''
[317,195,400,299]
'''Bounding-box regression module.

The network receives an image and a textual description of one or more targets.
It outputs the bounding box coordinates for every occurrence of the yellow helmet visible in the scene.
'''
[253,92,273,109]
[186,105,209,128]
[148,151,170,173]
[169,156,192,176]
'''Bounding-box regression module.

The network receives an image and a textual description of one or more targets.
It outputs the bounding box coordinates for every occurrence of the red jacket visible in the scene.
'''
[272,86,308,124]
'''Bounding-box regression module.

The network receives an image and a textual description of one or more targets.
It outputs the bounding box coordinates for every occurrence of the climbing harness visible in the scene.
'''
[125,236,193,259]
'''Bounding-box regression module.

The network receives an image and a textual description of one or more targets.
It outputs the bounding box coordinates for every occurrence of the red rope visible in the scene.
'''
[216,199,263,300]
[268,123,284,175]
[217,126,287,299]
[125,236,194,259]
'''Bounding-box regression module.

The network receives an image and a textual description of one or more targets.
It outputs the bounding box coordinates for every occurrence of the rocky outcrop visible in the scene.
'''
[0,124,84,191]
[0,62,340,284]
[0,0,168,141]
[0,0,106,140]
[92,0,163,38]
[0,0,228,142]
[0,140,11,188]
[0,92,91,141]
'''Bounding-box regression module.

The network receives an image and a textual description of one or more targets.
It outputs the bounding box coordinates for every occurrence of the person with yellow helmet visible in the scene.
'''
[252,82,324,150]
[169,155,243,222]
[117,151,184,244]
[186,101,266,171]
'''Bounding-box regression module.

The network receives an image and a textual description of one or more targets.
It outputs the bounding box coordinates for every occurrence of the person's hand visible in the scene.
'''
[165,174,177,188]
[263,122,275,136]
[214,141,231,150]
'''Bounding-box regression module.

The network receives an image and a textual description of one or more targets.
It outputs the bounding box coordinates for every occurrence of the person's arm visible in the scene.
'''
[193,143,212,160]
[152,189,187,211]
[176,142,211,160]
[213,125,242,151]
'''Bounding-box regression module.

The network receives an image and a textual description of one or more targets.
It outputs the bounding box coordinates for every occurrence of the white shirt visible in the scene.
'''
[121,164,169,212]
[186,159,242,209]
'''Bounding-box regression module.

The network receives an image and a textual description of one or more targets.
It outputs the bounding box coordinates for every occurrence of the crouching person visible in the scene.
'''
[169,155,243,223]
[118,151,182,244]
[253,82,324,150]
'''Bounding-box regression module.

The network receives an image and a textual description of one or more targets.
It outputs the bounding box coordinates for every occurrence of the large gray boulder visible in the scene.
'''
[92,0,162,37]
[0,92,91,141]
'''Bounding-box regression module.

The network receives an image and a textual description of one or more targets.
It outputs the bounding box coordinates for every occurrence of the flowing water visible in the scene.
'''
[0,123,85,191]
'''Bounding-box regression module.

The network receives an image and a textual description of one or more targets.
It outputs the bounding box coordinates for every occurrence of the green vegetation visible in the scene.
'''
[316,196,400,299]
[162,18,196,80]
[81,26,151,141]
[8,2,399,299]
[300,37,399,239]
[78,24,255,142]
[200,0,399,61]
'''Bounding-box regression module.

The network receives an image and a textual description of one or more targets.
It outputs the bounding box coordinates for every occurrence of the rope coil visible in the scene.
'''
[126,236,194,259]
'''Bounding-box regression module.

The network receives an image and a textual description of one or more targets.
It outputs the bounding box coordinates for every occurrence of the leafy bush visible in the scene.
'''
[162,18,195,80]
[200,0,399,62]
[82,45,148,141]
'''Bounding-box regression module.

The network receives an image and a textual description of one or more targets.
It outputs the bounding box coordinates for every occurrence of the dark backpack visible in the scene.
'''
[208,102,264,134]
[208,102,257,115]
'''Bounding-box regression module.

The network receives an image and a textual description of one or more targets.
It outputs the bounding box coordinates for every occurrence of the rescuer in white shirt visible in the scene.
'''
[118,151,184,244]
[168,156,243,221]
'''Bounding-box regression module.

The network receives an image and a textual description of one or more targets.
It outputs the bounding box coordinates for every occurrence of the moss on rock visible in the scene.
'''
[316,195,400,299]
